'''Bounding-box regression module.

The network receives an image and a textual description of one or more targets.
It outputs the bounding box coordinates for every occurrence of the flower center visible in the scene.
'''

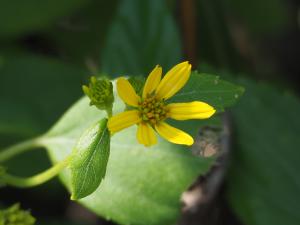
[138,95,168,126]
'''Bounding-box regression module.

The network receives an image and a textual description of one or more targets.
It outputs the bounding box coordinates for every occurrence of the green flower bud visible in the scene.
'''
[0,203,36,225]
[82,76,114,116]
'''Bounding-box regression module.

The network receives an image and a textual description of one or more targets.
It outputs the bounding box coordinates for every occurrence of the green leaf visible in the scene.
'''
[100,0,182,77]
[170,72,245,112]
[40,89,214,225]
[70,118,110,200]
[39,73,242,224]
[226,78,300,225]
[0,0,91,37]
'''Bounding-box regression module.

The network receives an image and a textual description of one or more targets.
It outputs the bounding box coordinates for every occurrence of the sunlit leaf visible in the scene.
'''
[40,73,243,225]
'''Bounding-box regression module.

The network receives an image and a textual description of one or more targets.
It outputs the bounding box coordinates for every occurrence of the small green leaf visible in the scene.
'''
[171,71,245,112]
[70,118,110,200]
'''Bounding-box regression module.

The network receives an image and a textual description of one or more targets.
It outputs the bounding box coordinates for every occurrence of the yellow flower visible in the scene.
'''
[108,61,216,146]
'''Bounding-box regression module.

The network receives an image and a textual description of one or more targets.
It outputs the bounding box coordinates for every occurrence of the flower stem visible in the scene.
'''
[106,107,113,118]
[0,138,43,163]
[1,156,71,188]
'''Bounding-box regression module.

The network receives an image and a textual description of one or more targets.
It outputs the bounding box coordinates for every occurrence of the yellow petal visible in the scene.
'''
[108,110,141,133]
[155,122,194,146]
[136,122,157,146]
[142,65,162,98]
[155,61,191,100]
[117,77,141,107]
[167,101,216,120]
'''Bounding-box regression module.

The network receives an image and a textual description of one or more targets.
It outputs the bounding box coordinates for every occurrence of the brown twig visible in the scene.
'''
[180,0,197,66]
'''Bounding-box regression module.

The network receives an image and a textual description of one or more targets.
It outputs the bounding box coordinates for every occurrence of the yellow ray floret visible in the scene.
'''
[117,78,140,107]
[108,61,216,147]
[155,122,194,146]
[137,122,157,146]
[142,65,162,98]
[155,61,191,100]
[108,110,141,133]
[167,102,216,120]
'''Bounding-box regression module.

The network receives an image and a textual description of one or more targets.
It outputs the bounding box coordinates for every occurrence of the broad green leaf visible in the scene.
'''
[39,73,243,225]
[226,78,300,225]
[70,118,110,200]
[42,95,213,225]
[0,0,90,37]
[100,0,182,77]
[171,72,245,112]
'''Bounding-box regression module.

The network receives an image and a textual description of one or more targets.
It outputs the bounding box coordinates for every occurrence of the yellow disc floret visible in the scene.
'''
[138,94,168,126]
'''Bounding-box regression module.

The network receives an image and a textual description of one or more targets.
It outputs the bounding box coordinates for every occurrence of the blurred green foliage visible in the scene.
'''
[225,0,289,35]
[227,77,300,225]
[0,53,88,180]
[0,0,299,225]
[196,0,290,72]
[0,0,91,38]
[0,53,87,137]
[100,0,182,76]
[44,0,119,67]
[0,203,35,225]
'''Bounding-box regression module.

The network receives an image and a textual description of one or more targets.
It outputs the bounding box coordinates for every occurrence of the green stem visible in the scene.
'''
[0,138,42,163]
[1,156,71,188]
[106,107,113,118]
